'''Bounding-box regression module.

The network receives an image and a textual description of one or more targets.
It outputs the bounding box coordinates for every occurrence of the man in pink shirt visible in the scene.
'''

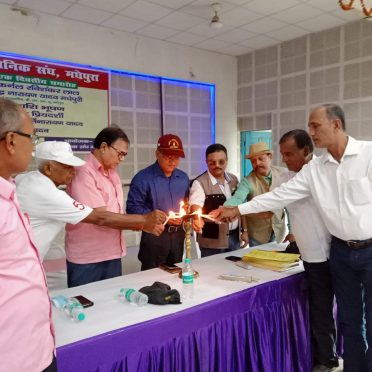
[0,98,56,371]
[66,127,138,287]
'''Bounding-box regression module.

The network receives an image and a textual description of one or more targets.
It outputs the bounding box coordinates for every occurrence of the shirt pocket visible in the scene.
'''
[347,177,372,205]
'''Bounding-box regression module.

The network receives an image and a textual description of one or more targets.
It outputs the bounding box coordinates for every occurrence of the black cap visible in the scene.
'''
[139,281,181,305]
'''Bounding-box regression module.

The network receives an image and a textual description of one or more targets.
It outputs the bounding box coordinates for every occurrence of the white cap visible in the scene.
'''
[35,141,85,167]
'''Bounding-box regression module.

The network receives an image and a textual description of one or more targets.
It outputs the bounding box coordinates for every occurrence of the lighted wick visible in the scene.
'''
[163,211,176,226]
[189,211,221,224]
[163,201,186,225]
[163,202,220,226]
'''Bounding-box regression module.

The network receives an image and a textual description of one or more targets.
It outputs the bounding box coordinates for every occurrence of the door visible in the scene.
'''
[240,130,272,177]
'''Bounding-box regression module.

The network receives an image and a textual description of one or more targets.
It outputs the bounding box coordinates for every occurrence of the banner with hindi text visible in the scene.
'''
[0,55,109,151]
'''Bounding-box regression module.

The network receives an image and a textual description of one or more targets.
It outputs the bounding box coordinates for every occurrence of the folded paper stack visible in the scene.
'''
[242,250,301,272]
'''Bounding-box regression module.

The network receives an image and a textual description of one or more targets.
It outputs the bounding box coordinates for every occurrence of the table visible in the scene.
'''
[52,244,311,372]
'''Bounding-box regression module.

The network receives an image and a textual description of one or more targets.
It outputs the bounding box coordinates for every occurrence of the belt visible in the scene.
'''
[227,228,239,236]
[165,225,183,233]
[346,238,372,249]
[335,236,372,249]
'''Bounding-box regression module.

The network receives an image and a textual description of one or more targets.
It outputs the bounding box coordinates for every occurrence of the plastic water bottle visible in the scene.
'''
[63,297,85,322]
[119,288,148,306]
[182,258,194,299]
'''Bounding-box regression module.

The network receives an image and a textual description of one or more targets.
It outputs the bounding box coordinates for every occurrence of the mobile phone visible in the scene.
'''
[225,256,242,262]
[72,295,94,308]
[159,262,182,274]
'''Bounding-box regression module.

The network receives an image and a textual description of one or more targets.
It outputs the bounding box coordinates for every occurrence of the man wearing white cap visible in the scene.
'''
[16,141,166,261]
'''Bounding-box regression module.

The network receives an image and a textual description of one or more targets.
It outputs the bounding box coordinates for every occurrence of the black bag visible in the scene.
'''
[202,194,226,239]
[139,281,181,305]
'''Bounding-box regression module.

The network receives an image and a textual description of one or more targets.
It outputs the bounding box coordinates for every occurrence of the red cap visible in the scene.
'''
[157,134,185,158]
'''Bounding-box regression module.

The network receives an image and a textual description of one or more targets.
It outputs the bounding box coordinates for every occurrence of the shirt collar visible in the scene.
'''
[343,136,360,156]
[86,152,107,175]
[263,170,272,182]
[154,161,179,178]
[322,136,358,164]
[36,170,58,187]
[207,170,230,186]
[0,176,16,200]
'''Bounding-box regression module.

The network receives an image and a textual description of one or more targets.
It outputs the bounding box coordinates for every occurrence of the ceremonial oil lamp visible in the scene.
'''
[180,200,200,279]
[164,200,197,278]
[164,200,218,279]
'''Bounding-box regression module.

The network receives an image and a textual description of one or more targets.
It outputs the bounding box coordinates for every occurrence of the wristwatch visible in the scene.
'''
[241,228,248,232]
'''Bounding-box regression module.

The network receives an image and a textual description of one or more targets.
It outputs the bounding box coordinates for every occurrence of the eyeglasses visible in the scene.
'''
[0,130,39,145]
[110,145,128,160]
[207,159,226,166]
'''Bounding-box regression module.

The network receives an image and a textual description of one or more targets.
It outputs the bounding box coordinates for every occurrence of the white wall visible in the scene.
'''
[237,20,372,166]
[0,4,238,173]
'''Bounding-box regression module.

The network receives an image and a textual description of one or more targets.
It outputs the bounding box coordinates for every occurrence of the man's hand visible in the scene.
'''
[284,233,296,243]
[192,216,204,233]
[167,217,183,226]
[152,210,167,224]
[209,206,240,222]
[142,210,167,236]
[189,205,204,233]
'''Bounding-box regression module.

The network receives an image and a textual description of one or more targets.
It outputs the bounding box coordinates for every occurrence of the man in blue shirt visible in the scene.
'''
[127,134,189,270]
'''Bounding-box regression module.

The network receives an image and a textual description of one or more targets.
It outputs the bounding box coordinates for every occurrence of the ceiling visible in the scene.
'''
[0,0,366,56]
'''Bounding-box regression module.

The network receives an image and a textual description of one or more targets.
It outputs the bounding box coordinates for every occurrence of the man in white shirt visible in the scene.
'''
[16,141,166,260]
[212,104,372,372]
[278,129,338,371]
[189,143,239,257]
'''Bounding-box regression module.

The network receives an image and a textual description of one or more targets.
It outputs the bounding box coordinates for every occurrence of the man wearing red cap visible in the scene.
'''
[127,134,189,270]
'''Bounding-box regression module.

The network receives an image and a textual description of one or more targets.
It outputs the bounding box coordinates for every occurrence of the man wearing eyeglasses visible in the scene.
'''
[212,104,372,372]
[0,98,56,372]
[61,127,165,287]
[0,128,39,144]
[189,143,240,257]
[126,134,189,271]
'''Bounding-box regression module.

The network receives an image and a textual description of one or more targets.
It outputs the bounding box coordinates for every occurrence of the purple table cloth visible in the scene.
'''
[56,273,311,372]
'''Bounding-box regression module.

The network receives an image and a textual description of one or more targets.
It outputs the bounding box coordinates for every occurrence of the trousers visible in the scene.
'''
[67,258,122,288]
[330,236,372,372]
[303,260,338,368]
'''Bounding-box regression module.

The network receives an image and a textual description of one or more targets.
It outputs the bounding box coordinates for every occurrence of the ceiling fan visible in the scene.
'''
[210,3,223,29]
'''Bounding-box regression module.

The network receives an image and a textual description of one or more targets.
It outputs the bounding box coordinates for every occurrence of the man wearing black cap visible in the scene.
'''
[127,134,189,270]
